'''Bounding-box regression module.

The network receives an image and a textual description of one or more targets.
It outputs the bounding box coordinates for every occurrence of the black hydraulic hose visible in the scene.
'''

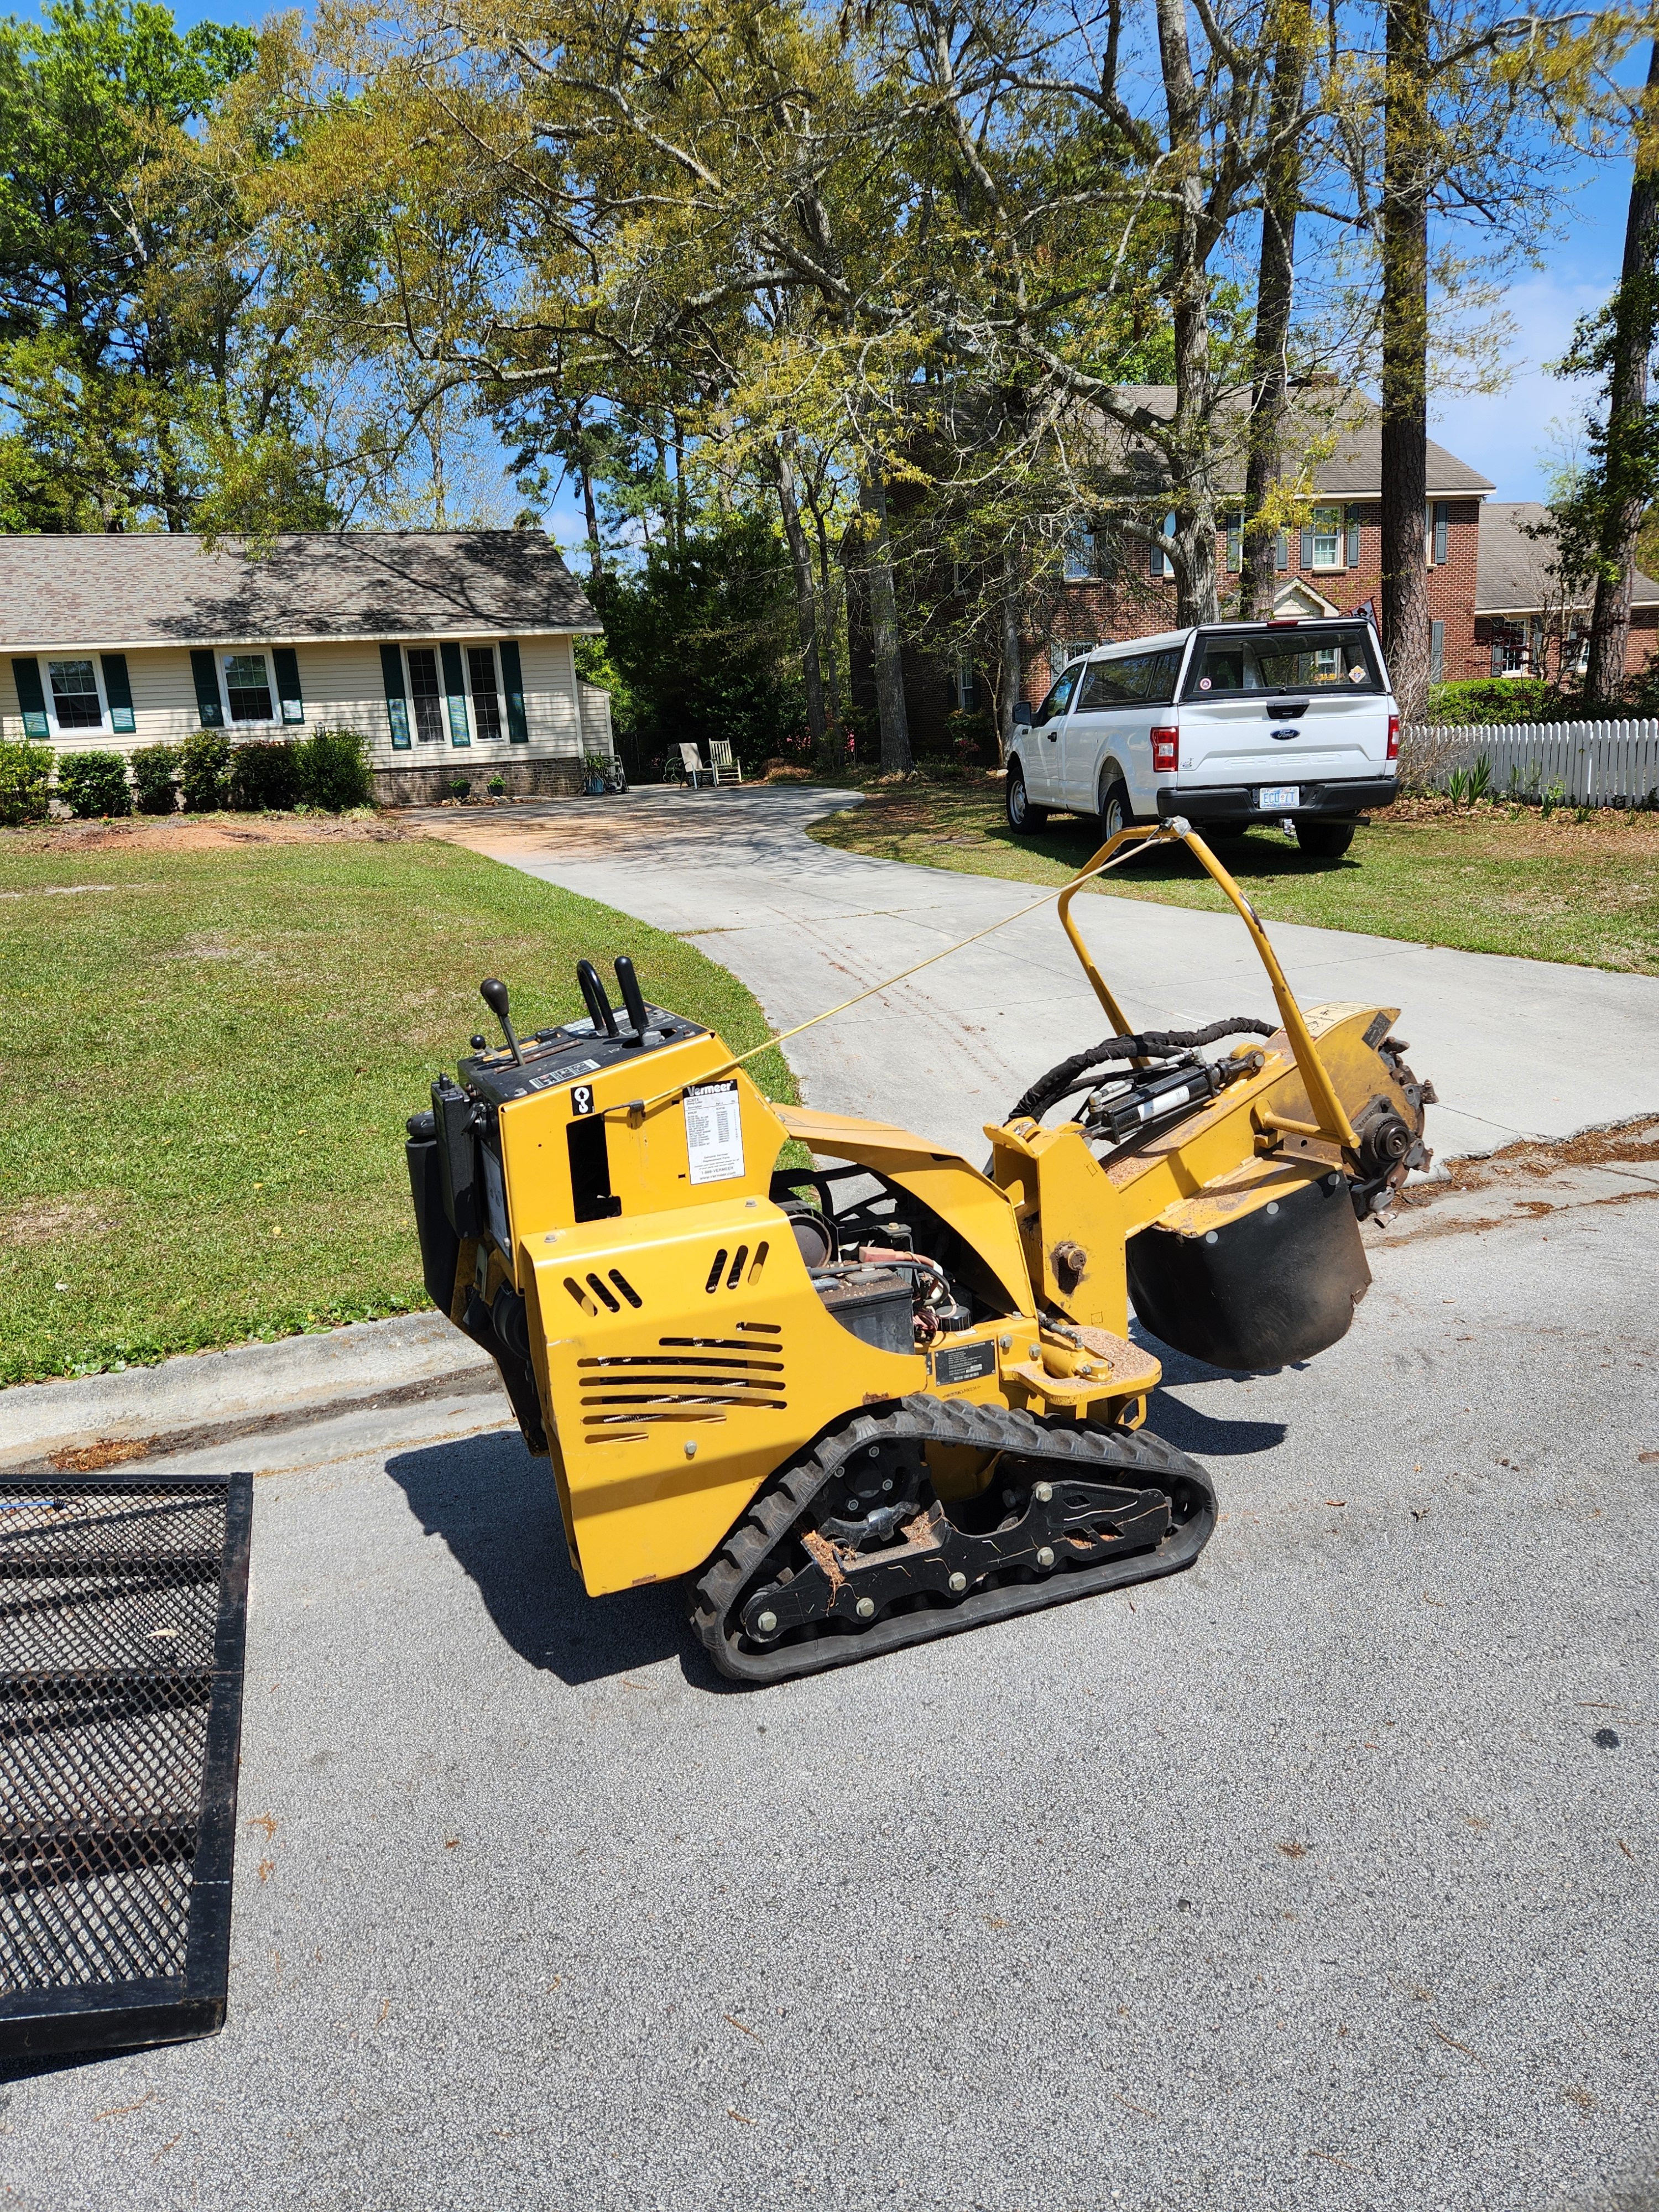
[1008,1017,1277,1126]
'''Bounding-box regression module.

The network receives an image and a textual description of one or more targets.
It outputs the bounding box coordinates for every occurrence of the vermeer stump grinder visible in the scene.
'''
[406,823,1432,1681]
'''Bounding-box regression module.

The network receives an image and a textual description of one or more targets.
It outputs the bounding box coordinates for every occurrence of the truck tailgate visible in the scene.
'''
[1177,696,1389,787]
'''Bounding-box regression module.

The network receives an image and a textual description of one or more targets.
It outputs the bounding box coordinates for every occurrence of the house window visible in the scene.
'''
[952,664,978,712]
[1490,619,1533,676]
[1149,512,1177,580]
[467,646,503,740]
[1310,505,1344,569]
[48,659,103,730]
[1225,513,1244,573]
[222,653,274,723]
[406,647,445,743]
[1063,528,1094,582]
[1050,640,1095,678]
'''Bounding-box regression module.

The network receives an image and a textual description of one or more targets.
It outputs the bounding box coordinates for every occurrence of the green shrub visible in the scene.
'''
[1428,678,1553,726]
[487,773,507,795]
[229,739,299,812]
[1446,755,1493,807]
[0,738,53,826]
[180,729,232,811]
[294,727,373,811]
[55,749,132,818]
[130,743,180,815]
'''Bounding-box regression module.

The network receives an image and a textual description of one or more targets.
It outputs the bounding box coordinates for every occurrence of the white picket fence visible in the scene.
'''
[1402,719,1659,805]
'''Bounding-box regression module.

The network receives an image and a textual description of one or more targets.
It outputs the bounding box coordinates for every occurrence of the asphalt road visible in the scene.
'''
[7,792,1657,2210]
[5,1186,1654,2212]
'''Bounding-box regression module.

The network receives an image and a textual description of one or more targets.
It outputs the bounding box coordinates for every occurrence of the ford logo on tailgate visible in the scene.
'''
[1270,726,1300,740]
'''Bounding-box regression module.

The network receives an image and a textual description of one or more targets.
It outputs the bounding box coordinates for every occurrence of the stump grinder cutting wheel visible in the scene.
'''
[405,821,1432,1681]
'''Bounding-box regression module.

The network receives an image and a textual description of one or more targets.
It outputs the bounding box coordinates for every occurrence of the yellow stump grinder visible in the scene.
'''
[405,823,1432,1681]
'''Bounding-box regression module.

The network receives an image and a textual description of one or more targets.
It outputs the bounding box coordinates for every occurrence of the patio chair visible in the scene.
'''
[676,742,716,788]
[708,738,744,786]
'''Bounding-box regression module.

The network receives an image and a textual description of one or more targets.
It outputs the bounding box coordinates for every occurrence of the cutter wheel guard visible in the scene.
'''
[406,831,1433,1681]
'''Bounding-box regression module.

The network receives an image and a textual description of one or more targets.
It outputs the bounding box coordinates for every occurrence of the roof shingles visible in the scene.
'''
[0,531,599,650]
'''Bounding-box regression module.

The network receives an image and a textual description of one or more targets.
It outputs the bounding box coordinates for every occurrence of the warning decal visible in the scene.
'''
[684,1081,745,1186]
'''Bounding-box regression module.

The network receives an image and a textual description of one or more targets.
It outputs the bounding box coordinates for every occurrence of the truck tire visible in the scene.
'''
[1295,820,1357,860]
[1006,763,1047,832]
[1098,774,1133,838]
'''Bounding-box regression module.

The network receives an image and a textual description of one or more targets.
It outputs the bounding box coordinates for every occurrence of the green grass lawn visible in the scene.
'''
[0,829,797,1385]
[808,777,1659,974]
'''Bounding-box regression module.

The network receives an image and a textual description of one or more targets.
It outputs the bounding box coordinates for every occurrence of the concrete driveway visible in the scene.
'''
[7,786,1658,2212]
[421,784,1659,1164]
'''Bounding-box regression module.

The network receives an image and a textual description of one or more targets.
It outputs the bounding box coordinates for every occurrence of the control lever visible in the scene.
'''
[613,955,649,1044]
[479,977,524,1067]
[576,958,619,1038]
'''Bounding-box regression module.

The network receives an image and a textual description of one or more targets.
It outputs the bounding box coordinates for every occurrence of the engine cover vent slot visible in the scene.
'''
[578,1339,787,1437]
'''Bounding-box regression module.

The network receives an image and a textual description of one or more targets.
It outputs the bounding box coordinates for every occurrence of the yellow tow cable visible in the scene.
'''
[622,823,1183,1119]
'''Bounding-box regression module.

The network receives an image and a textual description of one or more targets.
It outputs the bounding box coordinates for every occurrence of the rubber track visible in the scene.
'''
[688,1394,1215,1684]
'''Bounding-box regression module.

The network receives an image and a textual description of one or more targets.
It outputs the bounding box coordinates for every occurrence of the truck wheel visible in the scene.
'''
[1006,764,1047,832]
[1098,775,1133,838]
[1295,820,1356,860]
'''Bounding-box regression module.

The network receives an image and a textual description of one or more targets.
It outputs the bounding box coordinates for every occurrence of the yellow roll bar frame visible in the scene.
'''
[1056,820,1359,1154]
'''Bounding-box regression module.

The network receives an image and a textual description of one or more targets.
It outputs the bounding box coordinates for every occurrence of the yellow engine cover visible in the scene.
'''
[522,1197,927,1594]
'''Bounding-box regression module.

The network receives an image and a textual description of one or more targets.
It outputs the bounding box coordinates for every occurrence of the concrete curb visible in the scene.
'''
[0,1311,496,1469]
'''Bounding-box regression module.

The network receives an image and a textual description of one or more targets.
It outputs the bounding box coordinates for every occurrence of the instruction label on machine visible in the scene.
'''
[684,1081,745,1185]
[932,1339,996,1386]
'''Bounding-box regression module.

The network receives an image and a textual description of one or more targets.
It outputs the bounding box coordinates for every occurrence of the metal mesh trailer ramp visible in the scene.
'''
[0,1470,253,2060]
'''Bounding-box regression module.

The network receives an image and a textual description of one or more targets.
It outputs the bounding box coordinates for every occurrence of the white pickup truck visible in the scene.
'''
[1006,617,1400,858]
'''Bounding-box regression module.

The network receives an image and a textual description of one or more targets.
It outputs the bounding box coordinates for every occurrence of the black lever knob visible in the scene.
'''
[575,958,619,1038]
[613,955,649,1042]
[479,977,524,1066]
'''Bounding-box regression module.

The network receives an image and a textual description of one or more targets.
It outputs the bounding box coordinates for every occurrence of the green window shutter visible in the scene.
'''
[1430,620,1445,683]
[100,653,135,733]
[440,640,470,745]
[1433,503,1449,564]
[12,656,49,738]
[190,649,225,727]
[499,639,528,742]
[1299,525,1314,568]
[1346,510,1361,567]
[272,646,304,725]
[1275,532,1288,572]
[1225,514,1242,572]
[379,643,411,749]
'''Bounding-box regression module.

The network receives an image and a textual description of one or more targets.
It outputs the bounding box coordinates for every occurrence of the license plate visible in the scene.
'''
[1258,785,1301,810]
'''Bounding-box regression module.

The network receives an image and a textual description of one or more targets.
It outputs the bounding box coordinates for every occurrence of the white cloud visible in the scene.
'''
[1430,269,1611,500]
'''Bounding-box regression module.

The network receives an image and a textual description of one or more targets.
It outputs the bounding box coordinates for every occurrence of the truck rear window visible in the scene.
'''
[1183,625,1385,698]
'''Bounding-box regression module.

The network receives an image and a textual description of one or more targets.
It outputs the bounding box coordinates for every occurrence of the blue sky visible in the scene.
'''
[11,0,1640,508]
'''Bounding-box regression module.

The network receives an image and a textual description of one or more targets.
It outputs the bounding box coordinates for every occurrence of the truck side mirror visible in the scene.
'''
[1013,700,1034,729]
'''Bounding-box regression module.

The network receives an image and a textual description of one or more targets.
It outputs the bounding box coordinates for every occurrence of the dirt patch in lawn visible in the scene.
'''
[1383,794,1659,855]
[1,1197,109,1246]
[4,812,416,857]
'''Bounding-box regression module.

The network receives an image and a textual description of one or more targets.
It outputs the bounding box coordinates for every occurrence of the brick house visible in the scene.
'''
[889,393,1659,750]
[0,530,612,803]
[1473,502,1659,680]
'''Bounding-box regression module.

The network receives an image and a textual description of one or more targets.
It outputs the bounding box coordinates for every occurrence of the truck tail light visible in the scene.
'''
[1151,726,1179,774]
[1387,713,1400,761]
